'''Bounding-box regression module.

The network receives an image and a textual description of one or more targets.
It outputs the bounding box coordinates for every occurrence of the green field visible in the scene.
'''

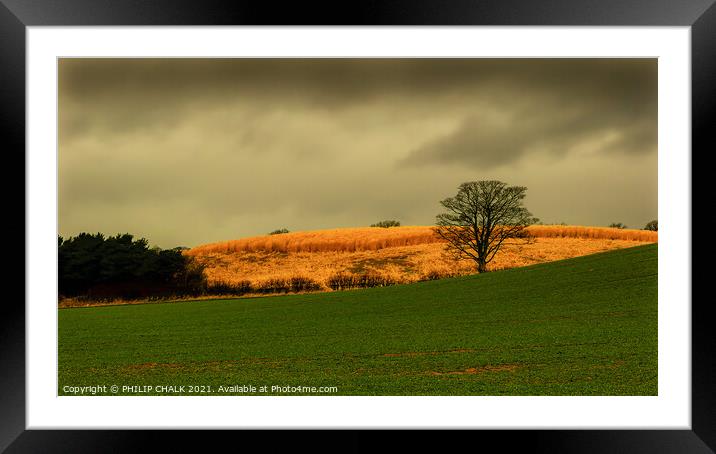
[58,244,657,396]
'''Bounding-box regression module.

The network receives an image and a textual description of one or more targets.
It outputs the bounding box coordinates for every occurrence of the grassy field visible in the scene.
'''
[58,243,657,396]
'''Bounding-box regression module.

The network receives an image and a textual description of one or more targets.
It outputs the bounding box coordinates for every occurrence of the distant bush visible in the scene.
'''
[418,269,464,282]
[327,272,398,291]
[254,276,322,294]
[269,228,290,235]
[289,276,322,292]
[327,273,353,291]
[370,220,401,228]
[206,277,321,296]
[256,278,291,294]
[608,222,627,229]
[644,220,658,231]
[419,270,446,281]
[206,280,253,296]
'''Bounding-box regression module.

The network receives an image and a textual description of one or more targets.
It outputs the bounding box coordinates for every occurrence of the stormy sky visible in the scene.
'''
[59,58,657,248]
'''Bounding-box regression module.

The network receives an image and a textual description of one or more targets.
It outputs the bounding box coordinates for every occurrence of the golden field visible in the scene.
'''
[186,225,657,291]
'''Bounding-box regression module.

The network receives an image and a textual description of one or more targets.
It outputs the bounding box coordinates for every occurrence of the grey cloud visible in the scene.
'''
[59,58,656,142]
[59,58,655,102]
[400,60,656,169]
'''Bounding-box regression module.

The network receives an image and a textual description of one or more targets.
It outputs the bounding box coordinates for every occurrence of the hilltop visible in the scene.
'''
[185,225,657,292]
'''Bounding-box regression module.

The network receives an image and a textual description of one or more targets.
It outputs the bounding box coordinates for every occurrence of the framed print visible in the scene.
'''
[4,0,714,451]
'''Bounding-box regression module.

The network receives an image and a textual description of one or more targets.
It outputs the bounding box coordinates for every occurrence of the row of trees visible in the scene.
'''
[609,221,658,230]
[58,233,206,299]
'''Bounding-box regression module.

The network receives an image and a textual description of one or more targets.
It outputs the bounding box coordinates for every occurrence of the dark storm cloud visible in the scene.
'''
[59,58,654,100]
[402,101,656,168]
[59,58,656,146]
[399,59,656,168]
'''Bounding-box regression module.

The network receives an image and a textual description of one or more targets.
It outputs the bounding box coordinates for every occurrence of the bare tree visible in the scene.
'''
[435,180,538,273]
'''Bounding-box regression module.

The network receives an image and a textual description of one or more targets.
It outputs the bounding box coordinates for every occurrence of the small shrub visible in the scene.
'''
[327,273,354,291]
[256,278,291,294]
[370,220,401,228]
[608,222,627,229]
[644,220,658,231]
[421,270,443,281]
[419,269,457,281]
[206,280,252,296]
[269,228,290,235]
[361,272,397,288]
[289,276,322,292]
[254,277,322,294]
[327,272,398,291]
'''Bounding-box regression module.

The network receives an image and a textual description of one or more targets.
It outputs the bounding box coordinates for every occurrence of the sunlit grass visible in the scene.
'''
[186,225,657,290]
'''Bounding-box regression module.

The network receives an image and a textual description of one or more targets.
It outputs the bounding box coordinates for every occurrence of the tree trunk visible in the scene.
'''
[476,260,487,273]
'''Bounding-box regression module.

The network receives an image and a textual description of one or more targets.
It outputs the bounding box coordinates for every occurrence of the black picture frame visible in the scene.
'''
[3,0,714,452]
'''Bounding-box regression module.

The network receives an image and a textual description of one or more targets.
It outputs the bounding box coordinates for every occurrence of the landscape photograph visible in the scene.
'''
[58,58,657,396]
